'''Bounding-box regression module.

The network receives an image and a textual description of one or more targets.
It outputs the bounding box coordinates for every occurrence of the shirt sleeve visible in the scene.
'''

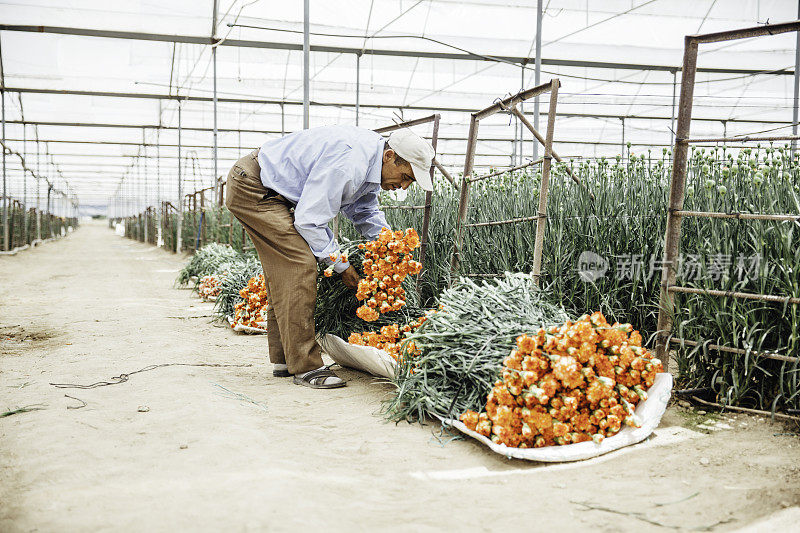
[341,186,391,240]
[292,155,354,274]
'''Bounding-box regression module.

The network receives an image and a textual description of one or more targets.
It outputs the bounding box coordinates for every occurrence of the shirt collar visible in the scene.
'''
[365,135,384,184]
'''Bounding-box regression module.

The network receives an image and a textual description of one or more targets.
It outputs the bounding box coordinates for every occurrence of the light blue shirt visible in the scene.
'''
[257,125,390,273]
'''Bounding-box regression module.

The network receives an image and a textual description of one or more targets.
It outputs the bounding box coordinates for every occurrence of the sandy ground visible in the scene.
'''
[1,219,799,533]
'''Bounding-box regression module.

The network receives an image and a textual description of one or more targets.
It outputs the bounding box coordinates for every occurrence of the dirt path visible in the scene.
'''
[1,219,798,532]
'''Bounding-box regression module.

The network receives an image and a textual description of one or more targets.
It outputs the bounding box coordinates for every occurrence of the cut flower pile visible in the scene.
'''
[354,228,422,322]
[198,275,221,301]
[460,312,663,448]
[347,313,432,362]
[232,274,269,329]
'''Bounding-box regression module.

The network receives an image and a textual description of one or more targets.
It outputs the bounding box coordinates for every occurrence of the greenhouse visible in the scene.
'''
[1,1,799,531]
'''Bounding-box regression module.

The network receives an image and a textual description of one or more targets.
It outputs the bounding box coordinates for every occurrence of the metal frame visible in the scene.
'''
[655,19,800,373]
[450,80,565,284]
[2,24,793,77]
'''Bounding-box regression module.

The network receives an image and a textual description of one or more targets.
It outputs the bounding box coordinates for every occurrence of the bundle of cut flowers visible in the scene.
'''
[351,227,422,321]
[314,229,424,339]
[198,275,221,301]
[347,313,432,363]
[459,311,663,448]
[232,274,269,329]
[214,256,263,319]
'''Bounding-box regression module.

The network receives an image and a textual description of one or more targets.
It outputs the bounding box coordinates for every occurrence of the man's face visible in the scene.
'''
[380,149,415,191]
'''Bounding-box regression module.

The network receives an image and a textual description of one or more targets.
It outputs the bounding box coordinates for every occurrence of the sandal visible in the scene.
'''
[293,367,346,389]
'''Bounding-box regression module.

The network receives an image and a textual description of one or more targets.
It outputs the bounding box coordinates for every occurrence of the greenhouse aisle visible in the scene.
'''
[1,220,798,532]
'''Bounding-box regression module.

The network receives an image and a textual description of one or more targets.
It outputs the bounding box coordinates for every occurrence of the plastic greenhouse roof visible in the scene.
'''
[0,0,797,214]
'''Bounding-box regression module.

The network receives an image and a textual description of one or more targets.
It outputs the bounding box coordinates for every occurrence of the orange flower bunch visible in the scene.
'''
[460,312,663,448]
[323,254,349,277]
[198,275,221,301]
[355,227,422,322]
[232,274,269,329]
[347,313,431,362]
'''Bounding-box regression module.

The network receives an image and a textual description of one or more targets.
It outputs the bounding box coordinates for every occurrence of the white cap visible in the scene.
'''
[387,128,435,191]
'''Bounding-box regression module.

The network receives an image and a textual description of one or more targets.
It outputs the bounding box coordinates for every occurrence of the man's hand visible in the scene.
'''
[341,265,361,290]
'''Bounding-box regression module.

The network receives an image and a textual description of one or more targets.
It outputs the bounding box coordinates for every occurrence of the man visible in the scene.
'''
[225,125,435,389]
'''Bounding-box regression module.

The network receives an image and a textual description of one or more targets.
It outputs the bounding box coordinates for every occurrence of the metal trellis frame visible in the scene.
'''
[654,19,800,374]
[451,79,563,284]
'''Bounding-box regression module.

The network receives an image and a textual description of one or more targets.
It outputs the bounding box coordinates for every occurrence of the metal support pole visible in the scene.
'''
[531,80,559,285]
[22,122,27,244]
[356,53,360,126]
[519,65,525,165]
[656,38,700,372]
[212,0,219,203]
[280,103,285,136]
[451,115,479,275]
[794,1,800,154]
[303,0,310,129]
[35,132,40,241]
[46,184,51,238]
[2,83,6,251]
[533,0,542,161]
[670,69,677,147]
[417,114,439,294]
[620,117,625,158]
[213,46,218,202]
[142,128,148,244]
[176,101,183,253]
[156,113,161,246]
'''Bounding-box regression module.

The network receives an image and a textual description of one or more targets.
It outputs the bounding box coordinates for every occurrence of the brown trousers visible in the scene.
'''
[225,149,324,375]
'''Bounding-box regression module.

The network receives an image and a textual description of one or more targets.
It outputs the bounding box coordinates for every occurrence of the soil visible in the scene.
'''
[1,220,799,532]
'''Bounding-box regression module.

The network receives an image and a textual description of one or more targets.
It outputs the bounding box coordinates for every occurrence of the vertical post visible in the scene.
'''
[519,65,525,165]
[176,101,183,253]
[793,0,800,154]
[35,132,40,241]
[531,80,559,285]
[356,53,361,126]
[533,0,543,161]
[303,0,310,129]
[670,69,677,147]
[22,122,27,245]
[46,184,52,238]
[156,105,162,247]
[1,81,6,251]
[620,117,625,158]
[656,37,699,372]
[142,128,148,244]
[451,114,479,276]
[417,114,440,295]
[280,103,285,136]
[212,0,219,203]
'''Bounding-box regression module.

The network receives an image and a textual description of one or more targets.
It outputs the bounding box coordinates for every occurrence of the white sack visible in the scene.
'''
[440,373,673,462]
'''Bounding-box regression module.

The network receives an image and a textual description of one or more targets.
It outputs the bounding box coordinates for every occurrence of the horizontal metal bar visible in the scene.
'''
[690,20,800,44]
[4,25,793,75]
[380,205,426,210]
[684,135,800,143]
[373,114,438,134]
[474,80,557,121]
[670,337,799,364]
[674,210,800,222]
[467,158,543,183]
[689,395,800,422]
[465,213,544,228]
[668,285,800,305]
